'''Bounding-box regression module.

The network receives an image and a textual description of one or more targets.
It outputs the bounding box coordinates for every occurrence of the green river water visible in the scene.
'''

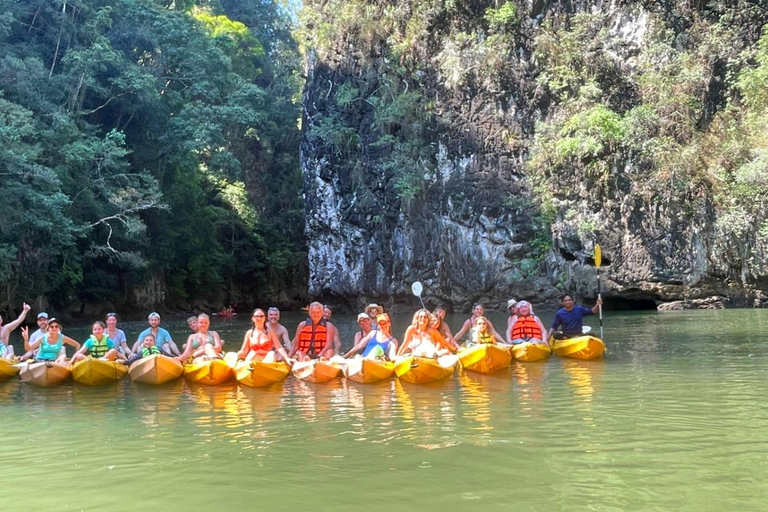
[3,308,768,511]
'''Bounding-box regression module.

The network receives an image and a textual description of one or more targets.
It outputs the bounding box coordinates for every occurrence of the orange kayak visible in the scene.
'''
[458,345,512,374]
[0,358,20,381]
[511,342,552,362]
[72,358,128,386]
[129,354,183,385]
[551,336,605,360]
[291,360,343,383]
[20,361,72,387]
[394,356,457,384]
[235,360,291,387]
[344,358,395,384]
[184,359,234,385]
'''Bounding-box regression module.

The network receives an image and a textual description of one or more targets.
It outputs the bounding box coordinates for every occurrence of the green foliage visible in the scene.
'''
[485,2,518,32]
[0,0,304,311]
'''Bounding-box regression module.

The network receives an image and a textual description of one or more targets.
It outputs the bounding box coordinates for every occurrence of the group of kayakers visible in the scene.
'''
[0,294,603,366]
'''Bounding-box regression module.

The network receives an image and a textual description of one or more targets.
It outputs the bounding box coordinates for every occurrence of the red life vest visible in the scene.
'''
[297,318,328,358]
[511,315,542,340]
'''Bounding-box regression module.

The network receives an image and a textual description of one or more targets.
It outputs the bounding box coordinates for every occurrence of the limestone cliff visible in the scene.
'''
[299,0,768,311]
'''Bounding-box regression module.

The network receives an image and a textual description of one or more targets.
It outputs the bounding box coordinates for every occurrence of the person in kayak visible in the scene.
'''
[505,299,518,341]
[508,301,548,345]
[70,321,125,363]
[20,318,80,363]
[176,313,222,363]
[344,313,398,360]
[431,305,458,350]
[365,304,384,330]
[290,302,339,361]
[187,316,199,334]
[398,309,456,358]
[549,294,603,339]
[454,303,501,342]
[267,307,293,353]
[124,333,162,365]
[131,312,179,356]
[237,308,293,364]
[349,312,374,351]
[469,316,506,345]
[0,302,31,359]
[321,305,342,354]
[105,313,130,357]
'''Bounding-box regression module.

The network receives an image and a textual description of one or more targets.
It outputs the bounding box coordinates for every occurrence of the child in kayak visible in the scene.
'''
[468,316,505,345]
[70,321,125,363]
[124,334,162,365]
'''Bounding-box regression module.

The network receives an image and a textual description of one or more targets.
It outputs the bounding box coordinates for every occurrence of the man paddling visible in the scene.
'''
[290,302,338,361]
[549,294,603,340]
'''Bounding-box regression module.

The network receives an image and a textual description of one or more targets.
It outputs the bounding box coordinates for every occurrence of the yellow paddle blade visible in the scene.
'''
[595,244,602,268]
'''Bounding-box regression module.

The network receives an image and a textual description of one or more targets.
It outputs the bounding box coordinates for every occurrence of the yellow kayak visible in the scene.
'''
[184,359,234,385]
[459,344,512,374]
[72,358,128,386]
[551,336,605,360]
[129,354,183,385]
[0,358,20,381]
[291,360,343,383]
[512,342,552,362]
[20,361,72,387]
[394,355,457,384]
[344,358,395,384]
[235,360,290,387]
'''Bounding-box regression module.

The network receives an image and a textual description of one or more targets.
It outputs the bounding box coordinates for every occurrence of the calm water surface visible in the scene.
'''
[3,309,768,511]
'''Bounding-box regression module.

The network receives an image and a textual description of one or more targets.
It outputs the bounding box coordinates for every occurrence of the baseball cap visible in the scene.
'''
[37,312,49,319]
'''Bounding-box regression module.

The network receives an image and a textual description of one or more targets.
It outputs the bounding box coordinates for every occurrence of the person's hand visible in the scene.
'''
[596,298,603,307]
[21,326,29,340]
[22,302,31,312]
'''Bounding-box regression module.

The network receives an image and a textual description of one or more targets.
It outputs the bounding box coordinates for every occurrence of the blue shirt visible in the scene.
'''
[550,306,594,335]
[137,327,173,350]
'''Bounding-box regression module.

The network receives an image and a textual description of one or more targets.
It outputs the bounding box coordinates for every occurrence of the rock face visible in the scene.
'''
[300,1,768,312]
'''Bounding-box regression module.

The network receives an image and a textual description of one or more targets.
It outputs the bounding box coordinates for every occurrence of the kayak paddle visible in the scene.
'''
[411,281,426,309]
[595,244,604,340]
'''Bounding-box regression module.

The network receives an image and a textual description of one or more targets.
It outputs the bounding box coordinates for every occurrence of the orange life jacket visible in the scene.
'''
[511,315,542,340]
[297,318,328,358]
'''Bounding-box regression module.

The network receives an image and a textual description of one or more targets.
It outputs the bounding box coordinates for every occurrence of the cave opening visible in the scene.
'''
[604,297,658,311]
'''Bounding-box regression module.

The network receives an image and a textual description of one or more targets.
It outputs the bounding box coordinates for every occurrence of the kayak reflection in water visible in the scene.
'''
[549,294,603,339]
[398,309,456,358]
[345,313,399,360]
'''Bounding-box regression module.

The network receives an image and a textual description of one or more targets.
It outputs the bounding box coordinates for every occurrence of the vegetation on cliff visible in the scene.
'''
[0,0,305,315]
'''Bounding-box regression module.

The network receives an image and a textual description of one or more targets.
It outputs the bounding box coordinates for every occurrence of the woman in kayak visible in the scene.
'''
[20,318,80,363]
[469,316,506,345]
[105,313,130,358]
[70,321,125,363]
[508,301,547,345]
[454,303,501,342]
[176,313,223,363]
[398,309,455,358]
[344,313,399,360]
[237,308,293,364]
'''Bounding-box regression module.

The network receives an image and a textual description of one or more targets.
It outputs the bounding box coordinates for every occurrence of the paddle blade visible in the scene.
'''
[411,281,423,297]
[595,244,602,268]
